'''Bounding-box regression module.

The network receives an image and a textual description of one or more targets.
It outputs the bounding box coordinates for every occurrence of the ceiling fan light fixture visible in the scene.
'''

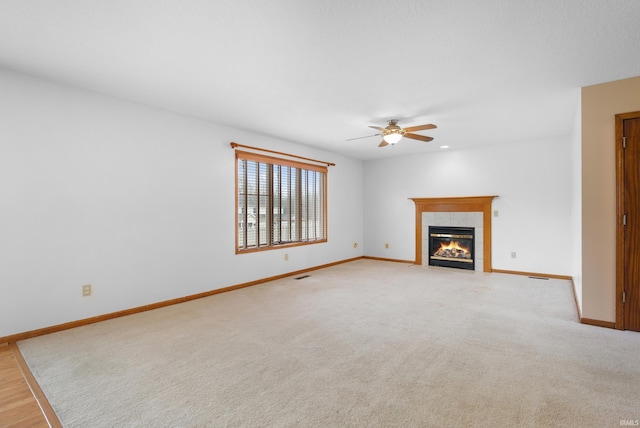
[382,131,403,145]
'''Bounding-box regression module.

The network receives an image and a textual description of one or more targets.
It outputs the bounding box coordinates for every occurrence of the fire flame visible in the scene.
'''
[440,240,469,252]
[435,240,470,258]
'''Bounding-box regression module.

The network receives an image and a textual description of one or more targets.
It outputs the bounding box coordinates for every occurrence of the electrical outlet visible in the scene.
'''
[353,242,358,248]
[82,284,92,297]
[511,251,517,259]
[284,253,289,261]
[385,243,389,249]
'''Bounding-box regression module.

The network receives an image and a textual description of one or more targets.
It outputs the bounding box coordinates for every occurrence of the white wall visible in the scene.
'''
[363,136,573,275]
[0,69,364,337]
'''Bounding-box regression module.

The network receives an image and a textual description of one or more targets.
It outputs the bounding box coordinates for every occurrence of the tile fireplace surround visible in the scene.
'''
[410,196,498,272]
[425,213,483,271]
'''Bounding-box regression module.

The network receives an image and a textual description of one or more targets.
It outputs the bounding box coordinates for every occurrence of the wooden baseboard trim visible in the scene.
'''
[1,257,363,344]
[10,343,62,427]
[362,256,416,264]
[580,317,616,329]
[491,269,572,281]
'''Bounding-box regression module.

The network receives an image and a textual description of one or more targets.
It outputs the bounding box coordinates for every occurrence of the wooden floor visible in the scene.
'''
[0,343,61,427]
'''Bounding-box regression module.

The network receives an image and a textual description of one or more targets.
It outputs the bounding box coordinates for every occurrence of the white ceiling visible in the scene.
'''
[1,1,639,160]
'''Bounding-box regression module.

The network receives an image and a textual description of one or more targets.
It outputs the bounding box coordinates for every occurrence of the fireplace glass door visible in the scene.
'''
[428,226,475,270]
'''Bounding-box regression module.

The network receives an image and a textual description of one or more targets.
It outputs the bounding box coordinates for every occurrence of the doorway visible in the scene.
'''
[616,111,640,331]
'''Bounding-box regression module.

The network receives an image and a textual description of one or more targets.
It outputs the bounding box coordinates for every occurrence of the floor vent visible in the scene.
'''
[528,276,549,280]
[295,275,311,280]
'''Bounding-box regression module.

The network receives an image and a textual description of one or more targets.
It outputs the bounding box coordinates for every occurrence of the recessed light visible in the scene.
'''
[440,145,449,149]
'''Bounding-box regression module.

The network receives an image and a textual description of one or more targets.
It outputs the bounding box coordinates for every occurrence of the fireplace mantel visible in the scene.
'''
[409,196,498,272]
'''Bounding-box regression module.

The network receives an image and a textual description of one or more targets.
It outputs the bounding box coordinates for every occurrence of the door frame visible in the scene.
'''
[615,111,640,329]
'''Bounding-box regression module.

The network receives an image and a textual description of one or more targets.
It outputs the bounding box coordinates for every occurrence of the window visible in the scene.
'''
[236,150,327,252]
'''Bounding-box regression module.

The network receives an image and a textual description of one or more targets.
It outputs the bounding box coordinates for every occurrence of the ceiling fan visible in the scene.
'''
[348,119,437,147]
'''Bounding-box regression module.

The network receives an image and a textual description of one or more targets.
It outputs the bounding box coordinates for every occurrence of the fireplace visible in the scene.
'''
[411,196,496,272]
[428,226,475,270]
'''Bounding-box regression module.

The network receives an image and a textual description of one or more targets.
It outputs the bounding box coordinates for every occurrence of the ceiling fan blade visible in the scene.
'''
[378,140,389,147]
[404,133,434,142]
[346,133,380,141]
[403,124,437,132]
[369,126,384,131]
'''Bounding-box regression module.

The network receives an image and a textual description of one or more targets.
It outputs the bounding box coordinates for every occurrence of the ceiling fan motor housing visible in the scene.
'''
[385,120,404,134]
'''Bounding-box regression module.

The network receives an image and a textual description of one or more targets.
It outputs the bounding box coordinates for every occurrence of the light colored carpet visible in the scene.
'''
[17,260,640,427]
